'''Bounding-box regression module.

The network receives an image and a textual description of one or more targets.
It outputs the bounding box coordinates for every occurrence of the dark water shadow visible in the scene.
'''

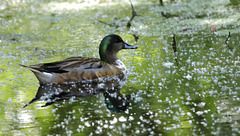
[24,77,130,113]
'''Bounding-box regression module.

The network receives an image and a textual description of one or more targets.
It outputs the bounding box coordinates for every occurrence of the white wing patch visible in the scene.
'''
[42,72,53,78]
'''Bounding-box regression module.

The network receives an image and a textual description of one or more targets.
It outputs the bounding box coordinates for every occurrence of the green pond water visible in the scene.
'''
[0,0,240,135]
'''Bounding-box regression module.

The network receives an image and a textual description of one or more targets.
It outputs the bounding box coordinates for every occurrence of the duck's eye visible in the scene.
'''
[115,38,122,43]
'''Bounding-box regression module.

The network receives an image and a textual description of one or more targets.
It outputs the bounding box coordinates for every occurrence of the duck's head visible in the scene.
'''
[99,34,137,64]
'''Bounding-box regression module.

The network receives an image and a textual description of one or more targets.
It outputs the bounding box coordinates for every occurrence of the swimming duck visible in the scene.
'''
[20,34,137,85]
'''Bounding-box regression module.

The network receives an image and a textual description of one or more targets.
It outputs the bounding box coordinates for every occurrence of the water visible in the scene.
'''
[0,0,240,135]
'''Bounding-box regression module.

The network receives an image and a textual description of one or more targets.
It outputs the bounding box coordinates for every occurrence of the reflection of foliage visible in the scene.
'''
[97,0,139,29]
[171,34,179,66]
[225,32,232,50]
[159,0,163,6]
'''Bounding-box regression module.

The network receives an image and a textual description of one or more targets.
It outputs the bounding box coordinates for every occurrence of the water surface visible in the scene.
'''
[0,0,240,135]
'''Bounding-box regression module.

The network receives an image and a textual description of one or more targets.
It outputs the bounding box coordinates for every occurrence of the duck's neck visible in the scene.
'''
[99,45,119,64]
[99,49,126,71]
[104,50,119,64]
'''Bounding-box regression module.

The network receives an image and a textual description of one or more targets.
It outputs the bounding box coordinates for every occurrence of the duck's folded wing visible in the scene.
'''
[31,57,103,73]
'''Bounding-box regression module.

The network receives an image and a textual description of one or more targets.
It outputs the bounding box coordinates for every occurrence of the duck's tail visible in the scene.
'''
[20,64,52,84]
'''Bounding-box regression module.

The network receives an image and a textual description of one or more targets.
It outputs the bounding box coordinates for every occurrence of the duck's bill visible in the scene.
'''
[123,43,138,49]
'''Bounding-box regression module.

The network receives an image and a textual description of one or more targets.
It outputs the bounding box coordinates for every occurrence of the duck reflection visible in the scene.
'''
[24,77,130,113]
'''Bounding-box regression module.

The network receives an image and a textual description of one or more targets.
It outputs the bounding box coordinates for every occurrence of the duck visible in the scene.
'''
[20,34,137,85]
